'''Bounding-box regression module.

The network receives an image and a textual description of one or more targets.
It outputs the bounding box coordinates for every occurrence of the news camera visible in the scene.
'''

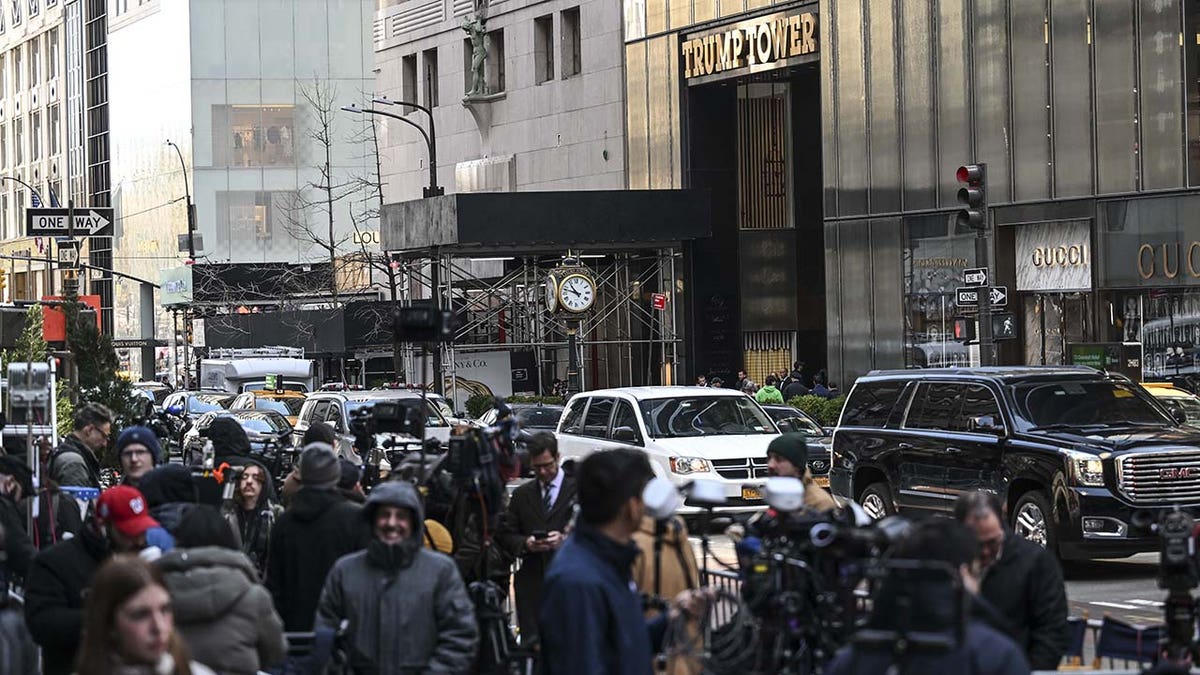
[1131,507,1200,668]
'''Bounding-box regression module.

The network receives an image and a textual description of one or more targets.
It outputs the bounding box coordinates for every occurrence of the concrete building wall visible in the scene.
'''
[374,0,626,204]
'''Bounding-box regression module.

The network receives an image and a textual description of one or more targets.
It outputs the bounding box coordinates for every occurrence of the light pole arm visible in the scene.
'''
[356,106,441,198]
[166,140,196,260]
[1,176,45,206]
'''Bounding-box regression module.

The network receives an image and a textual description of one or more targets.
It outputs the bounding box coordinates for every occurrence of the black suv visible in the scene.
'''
[830,366,1200,560]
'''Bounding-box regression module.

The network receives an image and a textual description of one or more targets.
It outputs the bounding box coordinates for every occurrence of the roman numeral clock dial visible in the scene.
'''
[557,273,596,313]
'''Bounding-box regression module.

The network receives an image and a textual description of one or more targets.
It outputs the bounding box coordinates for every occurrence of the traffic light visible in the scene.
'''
[956,163,987,230]
[0,272,8,296]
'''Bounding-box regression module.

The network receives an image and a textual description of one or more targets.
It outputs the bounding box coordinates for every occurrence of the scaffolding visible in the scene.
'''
[393,248,683,402]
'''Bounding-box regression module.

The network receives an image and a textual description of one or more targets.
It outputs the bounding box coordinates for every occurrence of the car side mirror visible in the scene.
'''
[612,426,641,444]
[1170,405,1189,425]
[969,415,1004,434]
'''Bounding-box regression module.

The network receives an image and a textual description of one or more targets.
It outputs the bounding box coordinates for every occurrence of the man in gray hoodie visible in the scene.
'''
[316,481,478,673]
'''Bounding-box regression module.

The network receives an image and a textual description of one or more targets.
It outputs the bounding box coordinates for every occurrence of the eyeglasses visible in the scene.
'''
[93,426,111,442]
[120,449,150,460]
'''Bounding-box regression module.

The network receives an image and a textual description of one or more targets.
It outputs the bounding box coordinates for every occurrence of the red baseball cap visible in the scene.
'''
[95,485,159,538]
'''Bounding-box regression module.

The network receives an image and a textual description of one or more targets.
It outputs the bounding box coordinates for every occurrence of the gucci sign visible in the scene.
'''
[1031,245,1089,268]
[1015,221,1092,291]
[1136,241,1200,280]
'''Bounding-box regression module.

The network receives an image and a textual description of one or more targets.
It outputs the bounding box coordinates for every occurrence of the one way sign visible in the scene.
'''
[956,285,1009,308]
[25,208,114,237]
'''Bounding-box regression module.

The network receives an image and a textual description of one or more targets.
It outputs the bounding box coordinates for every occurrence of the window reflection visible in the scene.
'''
[213,105,295,168]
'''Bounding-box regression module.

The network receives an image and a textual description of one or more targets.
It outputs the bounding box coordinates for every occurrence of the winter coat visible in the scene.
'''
[540,522,655,675]
[0,606,37,675]
[267,487,369,631]
[223,459,282,576]
[24,525,110,675]
[632,516,700,675]
[156,546,287,675]
[978,531,1070,670]
[755,386,784,405]
[23,489,83,550]
[802,468,838,511]
[0,494,34,580]
[824,582,1030,675]
[49,435,101,489]
[316,482,477,674]
[781,380,809,400]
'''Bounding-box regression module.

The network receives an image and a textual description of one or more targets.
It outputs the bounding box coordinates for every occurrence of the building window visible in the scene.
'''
[46,0,54,7]
[211,105,295,168]
[0,54,7,97]
[47,178,58,205]
[1,194,8,240]
[28,0,37,17]
[10,0,20,26]
[401,54,417,106]
[30,110,39,160]
[28,36,38,87]
[13,117,21,165]
[534,15,554,84]
[561,7,581,78]
[0,124,7,168]
[48,104,58,155]
[487,28,504,93]
[48,28,57,80]
[215,191,288,247]
[12,47,20,92]
[422,47,438,108]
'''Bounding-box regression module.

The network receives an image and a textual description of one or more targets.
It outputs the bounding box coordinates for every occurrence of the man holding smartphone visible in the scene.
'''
[498,432,577,648]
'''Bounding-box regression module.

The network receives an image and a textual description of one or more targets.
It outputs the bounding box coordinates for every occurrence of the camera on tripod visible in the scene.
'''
[1134,507,1200,666]
[349,399,426,445]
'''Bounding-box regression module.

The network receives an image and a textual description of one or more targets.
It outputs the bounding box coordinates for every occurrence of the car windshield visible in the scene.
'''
[638,396,777,438]
[257,398,306,416]
[345,399,448,427]
[237,416,290,434]
[1011,380,1173,429]
[190,395,231,413]
[517,407,563,428]
[766,408,824,434]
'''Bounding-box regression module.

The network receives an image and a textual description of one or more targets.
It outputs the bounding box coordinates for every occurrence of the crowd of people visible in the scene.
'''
[693,361,840,402]
[0,394,1084,675]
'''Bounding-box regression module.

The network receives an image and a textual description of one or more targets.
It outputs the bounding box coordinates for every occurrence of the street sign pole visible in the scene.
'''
[975,200,994,366]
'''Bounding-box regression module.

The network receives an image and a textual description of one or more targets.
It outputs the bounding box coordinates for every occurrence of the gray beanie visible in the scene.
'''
[299,442,340,490]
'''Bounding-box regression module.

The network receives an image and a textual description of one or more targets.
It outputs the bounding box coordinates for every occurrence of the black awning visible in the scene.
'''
[381,189,711,254]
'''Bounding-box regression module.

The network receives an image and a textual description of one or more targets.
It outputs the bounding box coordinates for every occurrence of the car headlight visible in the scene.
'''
[1067,451,1105,486]
[669,456,712,475]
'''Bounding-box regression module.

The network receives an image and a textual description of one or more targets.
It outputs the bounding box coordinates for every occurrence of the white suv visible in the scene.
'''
[555,387,781,513]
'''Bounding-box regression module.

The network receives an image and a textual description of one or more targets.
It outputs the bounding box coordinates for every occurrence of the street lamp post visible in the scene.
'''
[165,140,196,263]
[341,99,446,392]
[3,175,56,295]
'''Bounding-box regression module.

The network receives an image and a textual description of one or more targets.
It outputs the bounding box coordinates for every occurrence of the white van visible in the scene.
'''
[555,386,781,513]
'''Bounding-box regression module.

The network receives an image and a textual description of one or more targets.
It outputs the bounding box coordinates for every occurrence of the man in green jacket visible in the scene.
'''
[756,375,785,405]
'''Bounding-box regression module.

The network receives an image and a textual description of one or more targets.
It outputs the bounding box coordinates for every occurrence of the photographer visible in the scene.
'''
[729,433,836,550]
[954,491,1068,671]
[825,519,1030,675]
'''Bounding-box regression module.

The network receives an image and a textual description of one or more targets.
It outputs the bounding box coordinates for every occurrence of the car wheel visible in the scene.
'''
[1012,491,1057,553]
[858,482,894,520]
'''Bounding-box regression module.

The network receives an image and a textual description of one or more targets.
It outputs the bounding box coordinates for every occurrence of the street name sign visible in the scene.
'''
[57,244,79,265]
[26,208,114,237]
[963,268,988,286]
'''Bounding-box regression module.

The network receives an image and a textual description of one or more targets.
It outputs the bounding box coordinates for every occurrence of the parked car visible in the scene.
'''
[161,391,236,421]
[181,410,294,466]
[229,390,308,426]
[759,404,833,487]
[829,366,1200,560]
[1141,382,1200,427]
[555,387,780,514]
[132,381,173,405]
[478,402,565,432]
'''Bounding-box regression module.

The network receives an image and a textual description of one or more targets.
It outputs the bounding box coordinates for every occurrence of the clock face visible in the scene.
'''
[545,275,558,313]
[558,273,596,313]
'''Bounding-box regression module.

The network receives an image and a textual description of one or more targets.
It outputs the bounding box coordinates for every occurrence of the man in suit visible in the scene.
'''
[497,432,577,647]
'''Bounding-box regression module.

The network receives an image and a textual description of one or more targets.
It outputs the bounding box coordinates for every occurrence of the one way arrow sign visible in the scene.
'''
[25,207,114,237]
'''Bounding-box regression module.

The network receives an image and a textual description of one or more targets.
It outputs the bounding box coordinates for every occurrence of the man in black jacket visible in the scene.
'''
[267,442,370,631]
[49,402,112,489]
[497,432,577,646]
[954,491,1068,671]
[24,485,163,675]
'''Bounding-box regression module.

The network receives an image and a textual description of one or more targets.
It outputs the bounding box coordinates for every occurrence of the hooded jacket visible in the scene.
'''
[267,486,369,631]
[316,482,478,674]
[24,524,110,675]
[156,546,286,675]
[755,386,784,405]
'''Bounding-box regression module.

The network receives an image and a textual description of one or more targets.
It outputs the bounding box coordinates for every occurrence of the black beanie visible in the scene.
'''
[207,416,251,457]
[767,432,810,470]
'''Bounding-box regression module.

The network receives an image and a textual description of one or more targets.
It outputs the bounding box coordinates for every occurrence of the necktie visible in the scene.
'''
[543,482,553,512]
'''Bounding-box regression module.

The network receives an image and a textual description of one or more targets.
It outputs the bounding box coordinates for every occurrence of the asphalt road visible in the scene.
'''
[693,535,1166,626]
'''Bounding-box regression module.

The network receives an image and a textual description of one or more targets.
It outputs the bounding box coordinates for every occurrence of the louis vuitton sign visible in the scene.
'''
[681,9,819,85]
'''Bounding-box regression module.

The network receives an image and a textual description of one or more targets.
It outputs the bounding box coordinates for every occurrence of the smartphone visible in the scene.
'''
[532,531,548,540]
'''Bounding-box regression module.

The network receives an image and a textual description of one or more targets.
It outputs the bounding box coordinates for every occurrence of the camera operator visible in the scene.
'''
[728,433,836,548]
[954,490,1068,671]
[496,432,577,647]
[281,421,337,508]
[825,518,1030,675]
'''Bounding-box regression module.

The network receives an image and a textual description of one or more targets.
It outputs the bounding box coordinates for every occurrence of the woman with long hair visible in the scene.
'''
[75,555,216,675]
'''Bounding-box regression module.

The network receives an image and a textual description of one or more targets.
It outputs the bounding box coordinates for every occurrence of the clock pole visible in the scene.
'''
[566,322,581,397]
